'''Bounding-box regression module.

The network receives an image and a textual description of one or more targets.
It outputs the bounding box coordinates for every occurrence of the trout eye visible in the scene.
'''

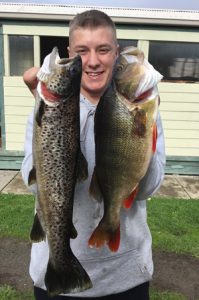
[69,65,78,76]
[116,64,123,72]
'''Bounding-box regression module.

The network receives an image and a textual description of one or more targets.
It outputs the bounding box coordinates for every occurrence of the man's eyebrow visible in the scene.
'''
[97,44,112,48]
[74,45,88,49]
[74,44,113,49]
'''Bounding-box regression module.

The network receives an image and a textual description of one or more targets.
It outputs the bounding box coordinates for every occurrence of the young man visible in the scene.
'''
[22,9,165,300]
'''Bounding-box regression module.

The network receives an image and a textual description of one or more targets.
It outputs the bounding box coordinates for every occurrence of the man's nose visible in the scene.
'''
[87,51,100,67]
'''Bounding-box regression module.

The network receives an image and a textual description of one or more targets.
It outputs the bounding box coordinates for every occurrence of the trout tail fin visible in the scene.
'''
[45,252,92,297]
[88,221,120,252]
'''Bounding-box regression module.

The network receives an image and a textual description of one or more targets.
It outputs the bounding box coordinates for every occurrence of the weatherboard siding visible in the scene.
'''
[3,77,34,151]
[159,82,199,157]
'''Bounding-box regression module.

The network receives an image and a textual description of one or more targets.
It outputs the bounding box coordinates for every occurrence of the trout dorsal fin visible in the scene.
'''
[30,213,46,242]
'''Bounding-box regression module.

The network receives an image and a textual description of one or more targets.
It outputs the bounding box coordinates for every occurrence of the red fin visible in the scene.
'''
[152,123,157,153]
[88,222,120,252]
[123,187,138,209]
[108,226,120,252]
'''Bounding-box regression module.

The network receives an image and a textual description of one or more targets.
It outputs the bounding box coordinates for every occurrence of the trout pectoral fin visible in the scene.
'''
[76,150,88,182]
[30,213,46,242]
[123,186,138,209]
[28,166,37,185]
[89,168,103,203]
[152,122,157,153]
[35,100,45,127]
[70,223,78,239]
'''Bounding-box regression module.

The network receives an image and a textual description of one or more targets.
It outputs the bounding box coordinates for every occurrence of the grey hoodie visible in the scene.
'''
[21,93,165,297]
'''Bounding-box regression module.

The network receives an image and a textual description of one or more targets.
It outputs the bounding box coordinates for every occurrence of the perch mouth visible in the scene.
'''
[132,88,153,104]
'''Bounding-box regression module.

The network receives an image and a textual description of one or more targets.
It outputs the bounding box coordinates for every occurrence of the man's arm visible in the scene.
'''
[23,67,39,97]
[135,111,166,200]
[21,67,39,194]
[21,111,37,194]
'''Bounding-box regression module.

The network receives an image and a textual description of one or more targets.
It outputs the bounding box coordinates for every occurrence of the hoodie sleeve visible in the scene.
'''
[135,110,166,201]
[21,111,37,194]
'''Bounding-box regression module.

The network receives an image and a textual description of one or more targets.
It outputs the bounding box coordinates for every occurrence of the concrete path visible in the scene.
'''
[0,170,199,199]
[0,170,30,195]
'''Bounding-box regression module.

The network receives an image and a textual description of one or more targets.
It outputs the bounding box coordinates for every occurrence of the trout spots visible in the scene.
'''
[131,108,147,137]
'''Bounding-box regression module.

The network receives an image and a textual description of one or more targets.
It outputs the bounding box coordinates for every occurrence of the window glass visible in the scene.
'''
[9,35,34,76]
[118,39,137,53]
[40,36,69,64]
[149,41,199,82]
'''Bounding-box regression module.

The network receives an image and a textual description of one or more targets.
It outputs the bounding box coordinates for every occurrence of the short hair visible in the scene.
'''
[69,10,117,44]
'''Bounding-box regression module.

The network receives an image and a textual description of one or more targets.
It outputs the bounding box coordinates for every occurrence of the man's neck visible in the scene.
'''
[81,91,101,105]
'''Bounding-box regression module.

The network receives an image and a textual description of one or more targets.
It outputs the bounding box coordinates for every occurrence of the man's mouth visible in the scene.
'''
[86,71,104,78]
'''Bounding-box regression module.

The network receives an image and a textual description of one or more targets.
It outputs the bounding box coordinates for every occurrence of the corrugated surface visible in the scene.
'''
[0,2,199,24]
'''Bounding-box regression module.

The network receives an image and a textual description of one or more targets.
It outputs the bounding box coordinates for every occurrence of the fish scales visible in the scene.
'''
[35,99,79,247]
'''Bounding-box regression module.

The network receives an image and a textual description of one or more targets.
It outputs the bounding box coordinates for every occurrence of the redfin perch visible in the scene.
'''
[89,47,160,252]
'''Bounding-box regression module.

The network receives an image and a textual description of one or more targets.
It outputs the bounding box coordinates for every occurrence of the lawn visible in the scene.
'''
[0,193,198,300]
[0,194,34,240]
[147,197,199,258]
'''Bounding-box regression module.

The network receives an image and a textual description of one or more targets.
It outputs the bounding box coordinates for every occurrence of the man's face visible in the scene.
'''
[68,26,119,103]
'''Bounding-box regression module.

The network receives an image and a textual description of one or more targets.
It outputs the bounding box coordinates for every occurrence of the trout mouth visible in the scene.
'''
[41,82,62,101]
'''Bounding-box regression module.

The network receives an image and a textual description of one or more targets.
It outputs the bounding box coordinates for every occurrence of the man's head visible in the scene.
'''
[69,10,117,46]
[68,10,119,103]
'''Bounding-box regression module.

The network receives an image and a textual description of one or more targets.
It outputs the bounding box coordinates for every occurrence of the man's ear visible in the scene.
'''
[67,46,71,57]
[116,44,120,58]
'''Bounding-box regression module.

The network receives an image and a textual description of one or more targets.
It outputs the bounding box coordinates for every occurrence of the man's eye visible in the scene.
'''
[99,48,110,54]
[76,49,87,55]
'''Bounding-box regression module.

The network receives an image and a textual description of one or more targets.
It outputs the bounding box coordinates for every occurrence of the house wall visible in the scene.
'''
[1,21,199,171]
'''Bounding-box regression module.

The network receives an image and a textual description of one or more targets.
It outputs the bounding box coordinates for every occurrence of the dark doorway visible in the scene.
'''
[40,36,69,64]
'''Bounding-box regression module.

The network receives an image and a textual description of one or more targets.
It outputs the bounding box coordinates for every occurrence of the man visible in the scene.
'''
[22,9,165,300]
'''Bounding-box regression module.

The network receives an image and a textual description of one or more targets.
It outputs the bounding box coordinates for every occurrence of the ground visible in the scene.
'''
[0,237,199,299]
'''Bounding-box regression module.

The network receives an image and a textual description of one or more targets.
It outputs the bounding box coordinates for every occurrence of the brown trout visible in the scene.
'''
[28,47,92,296]
[89,47,159,252]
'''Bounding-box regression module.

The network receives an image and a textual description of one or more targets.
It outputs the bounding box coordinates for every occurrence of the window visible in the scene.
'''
[118,39,137,53]
[9,35,34,76]
[149,41,199,82]
[40,36,69,65]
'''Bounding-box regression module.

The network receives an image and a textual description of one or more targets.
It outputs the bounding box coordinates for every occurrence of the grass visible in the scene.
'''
[0,285,34,300]
[0,193,198,257]
[0,285,186,300]
[0,193,34,240]
[150,289,186,300]
[0,193,198,300]
[147,197,199,258]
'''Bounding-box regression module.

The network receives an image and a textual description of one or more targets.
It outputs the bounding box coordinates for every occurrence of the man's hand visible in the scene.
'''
[23,67,39,97]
